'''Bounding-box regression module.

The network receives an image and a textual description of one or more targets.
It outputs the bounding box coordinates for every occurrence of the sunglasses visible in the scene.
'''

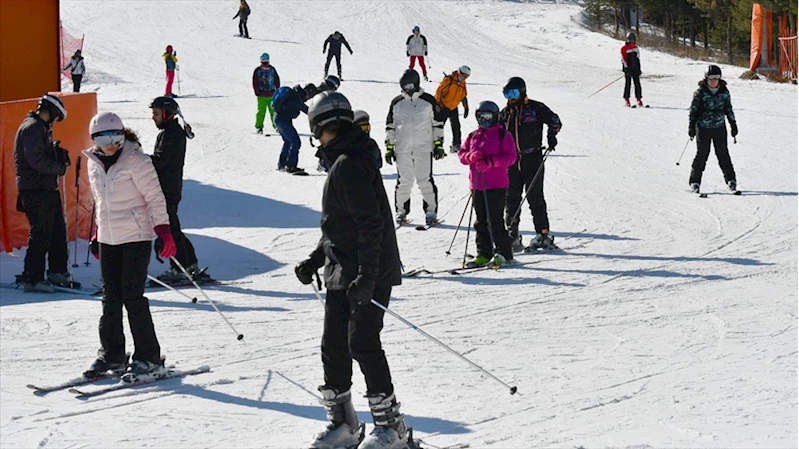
[503,89,521,100]
[707,75,721,80]
[92,129,125,148]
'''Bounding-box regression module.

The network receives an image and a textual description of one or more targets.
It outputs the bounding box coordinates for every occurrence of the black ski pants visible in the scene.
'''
[98,241,160,364]
[20,190,68,283]
[442,107,462,147]
[623,71,642,99]
[690,127,736,185]
[325,52,342,78]
[473,187,512,260]
[238,18,249,38]
[72,74,83,92]
[166,202,198,270]
[322,286,394,396]
[506,150,549,237]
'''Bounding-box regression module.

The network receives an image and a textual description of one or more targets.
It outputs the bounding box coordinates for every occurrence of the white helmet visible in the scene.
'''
[89,112,125,137]
[38,94,67,122]
[459,65,471,76]
[353,109,370,123]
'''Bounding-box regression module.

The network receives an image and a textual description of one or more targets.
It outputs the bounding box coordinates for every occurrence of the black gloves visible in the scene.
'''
[547,134,557,151]
[385,144,396,165]
[295,258,322,285]
[730,122,738,138]
[623,66,629,74]
[347,267,377,307]
[433,140,446,160]
[406,52,410,57]
[688,125,696,139]
[54,141,70,166]
[463,106,469,118]
[90,238,99,260]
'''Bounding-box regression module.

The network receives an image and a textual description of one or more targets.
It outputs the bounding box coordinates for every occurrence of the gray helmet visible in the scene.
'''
[308,91,354,138]
[353,109,370,123]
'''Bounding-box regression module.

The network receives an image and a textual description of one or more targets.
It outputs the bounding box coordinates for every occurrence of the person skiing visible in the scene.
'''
[323,31,353,80]
[500,76,562,252]
[435,65,470,153]
[621,32,643,107]
[385,69,445,226]
[162,45,178,98]
[233,0,251,39]
[458,101,517,268]
[148,97,208,283]
[83,112,177,378]
[406,26,429,82]
[295,91,409,449]
[64,50,85,92]
[273,83,318,175]
[13,95,73,293]
[252,53,281,134]
[688,65,739,193]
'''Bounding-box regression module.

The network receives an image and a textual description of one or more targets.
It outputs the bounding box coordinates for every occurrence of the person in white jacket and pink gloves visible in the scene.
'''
[82,112,177,378]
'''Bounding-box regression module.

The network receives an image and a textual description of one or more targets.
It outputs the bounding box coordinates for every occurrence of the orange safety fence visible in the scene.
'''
[60,22,85,81]
[0,92,97,253]
[779,36,798,81]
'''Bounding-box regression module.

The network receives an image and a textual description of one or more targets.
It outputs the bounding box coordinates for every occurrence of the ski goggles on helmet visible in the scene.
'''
[503,89,521,100]
[358,122,371,133]
[476,112,495,129]
[92,129,125,148]
[706,75,721,80]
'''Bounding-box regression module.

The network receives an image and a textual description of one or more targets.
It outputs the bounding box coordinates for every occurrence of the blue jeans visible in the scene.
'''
[275,118,301,169]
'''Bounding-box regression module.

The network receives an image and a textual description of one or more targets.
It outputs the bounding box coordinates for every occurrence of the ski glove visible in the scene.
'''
[347,267,378,307]
[406,52,410,57]
[154,225,177,259]
[385,144,396,165]
[54,141,70,166]
[295,258,322,285]
[547,134,557,151]
[475,157,493,173]
[433,140,446,160]
[730,122,738,138]
[463,106,469,118]
[688,125,697,138]
[90,238,99,260]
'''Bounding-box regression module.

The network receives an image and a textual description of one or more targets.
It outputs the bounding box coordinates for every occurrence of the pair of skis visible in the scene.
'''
[396,219,444,231]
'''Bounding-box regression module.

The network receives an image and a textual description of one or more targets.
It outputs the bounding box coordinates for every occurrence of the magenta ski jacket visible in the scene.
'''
[458,124,517,190]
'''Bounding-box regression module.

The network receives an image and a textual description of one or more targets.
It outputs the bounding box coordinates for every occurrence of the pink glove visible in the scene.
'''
[475,158,492,173]
[466,152,480,164]
[154,224,177,259]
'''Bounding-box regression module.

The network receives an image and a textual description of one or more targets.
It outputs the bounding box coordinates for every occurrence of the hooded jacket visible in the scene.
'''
[14,112,66,192]
[65,55,85,75]
[435,71,468,111]
[458,124,518,190]
[385,88,444,153]
[309,123,402,289]
[689,79,736,130]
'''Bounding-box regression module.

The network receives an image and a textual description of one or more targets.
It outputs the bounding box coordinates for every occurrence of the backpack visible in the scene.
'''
[271,86,291,113]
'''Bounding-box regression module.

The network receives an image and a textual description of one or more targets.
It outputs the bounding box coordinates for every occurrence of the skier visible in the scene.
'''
[252,53,281,134]
[688,64,739,193]
[296,91,409,449]
[273,83,318,175]
[13,95,72,293]
[458,101,517,268]
[621,32,643,107]
[162,45,178,98]
[406,26,429,82]
[149,97,208,283]
[83,112,176,378]
[323,31,353,80]
[232,0,251,39]
[500,76,562,252]
[435,65,470,153]
[354,109,371,135]
[385,69,446,226]
[64,49,85,93]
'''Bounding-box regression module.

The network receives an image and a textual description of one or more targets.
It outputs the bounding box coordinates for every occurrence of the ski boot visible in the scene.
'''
[464,255,491,269]
[510,234,524,253]
[727,180,737,192]
[359,392,410,449]
[449,143,460,154]
[525,231,558,252]
[424,211,438,226]
[22,279,56,293]
[287,166,309,176]
[256,127,263,135]
[123,358,167,383]
[395,213,409,227]
[309,387,364,449]
[157,267,187,284]
[491,253,512,268]
[47,271,80,288]
[624,98,631,107]
[689,183,700,193]
[636,98,644,107]
[423,74,429,82]
[84,354,129,378]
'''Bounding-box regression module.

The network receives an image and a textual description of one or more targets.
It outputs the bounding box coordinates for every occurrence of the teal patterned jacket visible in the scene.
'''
[689,79,736,131]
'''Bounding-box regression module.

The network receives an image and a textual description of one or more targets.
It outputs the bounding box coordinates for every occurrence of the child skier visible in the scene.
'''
[458,101,517,267]
[163,45,178,98]
[252,53,281,134]
[406,26,429,82]
[621,32,643,107]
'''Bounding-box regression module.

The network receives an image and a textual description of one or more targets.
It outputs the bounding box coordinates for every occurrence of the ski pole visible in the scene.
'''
[72,156,82,267]
[509,147,552,226]
[445,192,472,256]
[171,257,244,341]
[59,174,75,283]
[310,285,518,395]
[675,138,692,166]
[587,75,624,98]
[147,274,198,303]
[176,66,181,96]
[479,172,499,258]
[85,202,95,266]
[462,193,474,267]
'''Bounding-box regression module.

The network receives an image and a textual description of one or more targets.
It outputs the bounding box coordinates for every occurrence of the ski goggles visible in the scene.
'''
[358,122,371,133]
[503,89,521,100]
[706,75,721,80]
[402,83,416,92]
[92,129,125,148]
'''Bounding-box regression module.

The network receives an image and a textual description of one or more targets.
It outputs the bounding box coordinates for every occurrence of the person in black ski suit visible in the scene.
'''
[232,0,251,38]
[688,64,739,192]
[621,32,643,107]
[13,95,72,293]
[149,96,206,283]
[295,91,409,448]
[323,31,353,80]
[500,77,561,252]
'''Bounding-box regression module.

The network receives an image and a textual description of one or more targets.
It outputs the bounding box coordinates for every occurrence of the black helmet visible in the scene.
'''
[705,64,722,79]
[475,101,500,129]
[37,94,67,122]
[307,91,354,139]
[149,96,180,116]
[324,75,340,91]
[626,32,636,43]
[503,76,526,100]
[303,83,319,99]
[400,69,420,94]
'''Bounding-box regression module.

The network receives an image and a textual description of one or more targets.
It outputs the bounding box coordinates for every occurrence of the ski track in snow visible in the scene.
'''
[1,1,796,448]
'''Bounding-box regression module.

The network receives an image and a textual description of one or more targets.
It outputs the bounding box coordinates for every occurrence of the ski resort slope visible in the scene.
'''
[1,1,797,447]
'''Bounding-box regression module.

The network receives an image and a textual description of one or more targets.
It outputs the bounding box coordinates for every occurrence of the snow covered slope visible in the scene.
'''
[1,1,796,448]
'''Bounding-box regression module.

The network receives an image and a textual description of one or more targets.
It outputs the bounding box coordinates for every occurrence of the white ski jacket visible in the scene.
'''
[406,34,428,56]
[385,88,444,154]
[66,57,85,75]
[84,140,170,246]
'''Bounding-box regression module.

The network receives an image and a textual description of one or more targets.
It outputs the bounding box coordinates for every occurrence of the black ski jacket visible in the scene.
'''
[309,123,402,290]
[14,112,66,192]
[500,98,561,155]
[323,34,352,55]
[151,118,186,205]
